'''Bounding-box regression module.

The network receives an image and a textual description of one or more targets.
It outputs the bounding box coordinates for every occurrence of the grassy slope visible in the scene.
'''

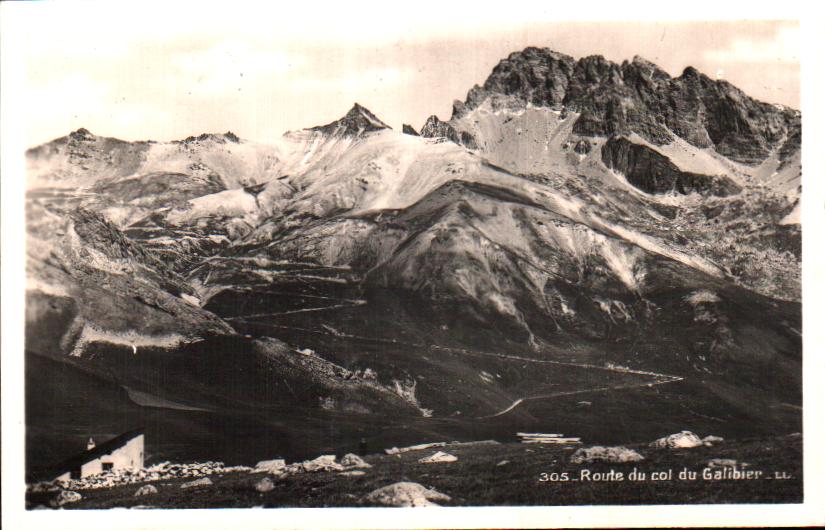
[38,435,802,509]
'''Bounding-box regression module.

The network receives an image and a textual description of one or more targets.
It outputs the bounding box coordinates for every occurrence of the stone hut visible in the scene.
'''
[51,429,144,482]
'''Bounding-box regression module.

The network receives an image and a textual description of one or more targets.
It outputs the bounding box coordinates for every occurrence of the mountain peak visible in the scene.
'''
[177,131,241,145]
[69,128,95,141]
[309,103,391,136]
[470,45,798,164]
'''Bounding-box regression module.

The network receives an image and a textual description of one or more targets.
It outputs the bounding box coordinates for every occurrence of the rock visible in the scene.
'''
[28,481,60,493]
[340,453,372,469]
[255,459,286,474]
[706,458,741,469]
[254,477,275,492]
[601,137,741,197]
[364,482,451,507]
[474,47,797,164]
[570,446,644,464]
[702,435,725,446]
[419,115,478,149]
[650,431,704,449]
[385,442,447,455]
[50,490,82,507]
[448,439,500,448]
[134,484,158,496]
[418,451,458,464]
[496,460,510,466]
[573,139,592,154]
[180,477,212,489]
[402,124,420,136]
[339,470,366,477]
[285,454,343,474]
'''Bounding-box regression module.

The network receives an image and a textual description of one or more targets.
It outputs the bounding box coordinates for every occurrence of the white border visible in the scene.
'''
[3,1,824,528]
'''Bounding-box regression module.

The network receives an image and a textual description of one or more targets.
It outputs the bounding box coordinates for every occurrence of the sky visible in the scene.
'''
[10,3,801,147]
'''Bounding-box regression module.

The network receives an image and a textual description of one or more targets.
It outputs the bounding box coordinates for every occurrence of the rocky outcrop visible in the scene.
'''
[134,484,158,496]
[25,205,234,358]
[255,459,286,474]
[570,446,645,464]
[650,431,704,449]
[601,137,741,196]
[470,47,798,164]
[284,455,343,473]
[417,451,457,464]
[706,458,740,469]
[419,115,478,149]
[778,117,801,169]
[254,477,275,492]
[364,482,451,507]
[340,453,372,469]
[573,139,592,154]
[178,131,240,144]
[47,461,251,491]
[180,477,213,489]
[50,490,82,507]
[308,103,391,136]
[402,124,420,136]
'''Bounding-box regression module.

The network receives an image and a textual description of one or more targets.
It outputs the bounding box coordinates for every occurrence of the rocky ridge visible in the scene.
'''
[459,47,798,165]
[308,103,392,136]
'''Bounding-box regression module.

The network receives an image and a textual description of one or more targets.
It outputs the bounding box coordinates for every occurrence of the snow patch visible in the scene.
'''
[779,202,800,225]
[685,290,721,305]
[166,188,258,225]
[70,325,188,357]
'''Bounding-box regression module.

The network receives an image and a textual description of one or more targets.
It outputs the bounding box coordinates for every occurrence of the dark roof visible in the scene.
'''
[49,429,144,478]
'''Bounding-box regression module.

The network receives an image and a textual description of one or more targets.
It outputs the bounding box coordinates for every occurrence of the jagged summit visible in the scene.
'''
[308,103,391,136]
[70,128,95,140]
[464,46,799,164]
[419,115,477,149]
[177,131,241,144]
[628,55,671,80]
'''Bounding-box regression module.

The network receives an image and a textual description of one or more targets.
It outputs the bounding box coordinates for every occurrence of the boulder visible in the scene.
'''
[340,453,372,469]
[385,442,446,455]
[285,454,343,474]
[570,446,644,464]
[650,431,704,449]
[134,484,158,497]
[180,477,212,489]
[254,477,275,492]
[50,490,82,507]
[707,458,746,469]
[364,482,451,507]
[418,451,458,464]
[255,459,286,474]
[702,435,725,446]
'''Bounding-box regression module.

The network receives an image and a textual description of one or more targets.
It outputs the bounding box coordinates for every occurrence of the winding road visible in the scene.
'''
[203,262,686,421]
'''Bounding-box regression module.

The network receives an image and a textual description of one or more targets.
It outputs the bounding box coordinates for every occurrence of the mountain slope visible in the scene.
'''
[24,47,802,476]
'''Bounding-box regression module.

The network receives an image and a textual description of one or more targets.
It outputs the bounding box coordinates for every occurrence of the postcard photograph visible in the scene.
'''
[3,2,823,528]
